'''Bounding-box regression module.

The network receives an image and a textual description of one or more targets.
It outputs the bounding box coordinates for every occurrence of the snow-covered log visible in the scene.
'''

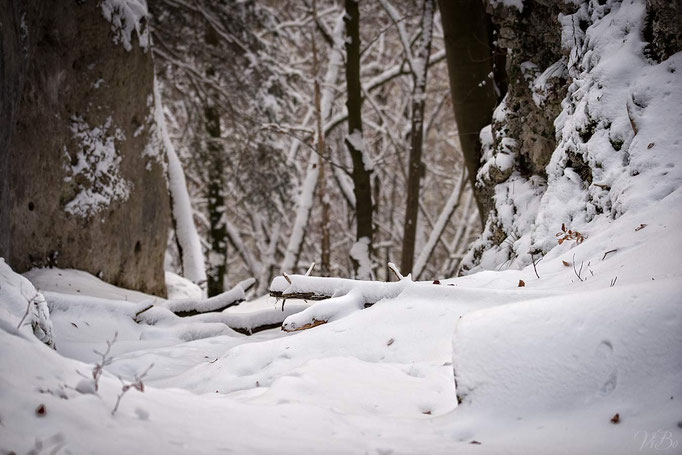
[159,278,255,316]
[272,272,557,332]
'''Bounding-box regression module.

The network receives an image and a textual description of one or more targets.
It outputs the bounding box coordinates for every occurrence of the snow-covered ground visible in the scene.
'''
[1,186,681,454]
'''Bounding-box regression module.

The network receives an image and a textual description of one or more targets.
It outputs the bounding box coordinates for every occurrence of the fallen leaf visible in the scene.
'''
[432,280,441,285]
[611,413,620,424]
[562,260,571,267]
[647,142,655,149]
[470,441,482,445]
[35,404,46,416]
[387,338,395,346]
[635,224,647,231]
[518,280,525,287]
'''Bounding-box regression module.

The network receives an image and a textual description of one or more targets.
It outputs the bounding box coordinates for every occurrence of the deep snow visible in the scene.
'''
[1,185,681,454]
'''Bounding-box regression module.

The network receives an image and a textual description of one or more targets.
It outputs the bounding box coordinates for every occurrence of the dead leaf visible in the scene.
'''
[35,404,46,416]
[647,142,655,149]
[518,280,525,287]
[432,280,441,285]
[470,441,482,445]
[562,260,571,267]
[635,224,647,231]
[611,413,620,424]
[387,338,395,346]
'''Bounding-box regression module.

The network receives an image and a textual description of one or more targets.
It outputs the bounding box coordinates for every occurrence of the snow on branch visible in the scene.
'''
[159,278,255,316]
[271,272,422,331]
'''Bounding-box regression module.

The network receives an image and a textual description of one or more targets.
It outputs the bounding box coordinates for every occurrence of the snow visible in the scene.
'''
[349,236,373,280]
[489,0,525,12]
[347,129,374,171]
[63,116,131,217]
[165,271,203,300]
[100,0,150,52]
[2,181,682,452]
[2,1,682,452]
[0,259,55,349]
[158,278,254,314]
[465,0,682,274]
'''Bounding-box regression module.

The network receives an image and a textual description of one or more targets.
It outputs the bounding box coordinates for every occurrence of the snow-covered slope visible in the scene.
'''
[1,184,681,453]
[464,0,682,275]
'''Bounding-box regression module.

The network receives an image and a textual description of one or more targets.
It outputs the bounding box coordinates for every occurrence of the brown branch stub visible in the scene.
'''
[282,318,327,332]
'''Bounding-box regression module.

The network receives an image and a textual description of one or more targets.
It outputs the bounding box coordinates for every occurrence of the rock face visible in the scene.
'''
[0,1,169,296]
[462,0,682,273]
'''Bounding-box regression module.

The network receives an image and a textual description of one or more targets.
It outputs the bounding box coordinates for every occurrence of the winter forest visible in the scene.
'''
[1,0,681,453]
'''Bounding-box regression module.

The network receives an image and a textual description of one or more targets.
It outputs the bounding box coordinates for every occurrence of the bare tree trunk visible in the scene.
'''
[344,0,374,279]
[311,26,331,276]
[400,0,435,275]
[204,100,228,297]
[280,14,345,275]
[437,0,497,223]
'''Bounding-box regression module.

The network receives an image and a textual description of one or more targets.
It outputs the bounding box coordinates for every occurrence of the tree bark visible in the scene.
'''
[2,1,169,296]
[437,0,497,224]
[344,0,374,279]
[400,0,435,275]
[311,25,331,277]
[204,99,228,297]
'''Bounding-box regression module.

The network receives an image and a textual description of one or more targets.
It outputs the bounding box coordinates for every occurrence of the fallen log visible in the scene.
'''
[271,274,415,332]
[159,278,255,317]
[270,273,557,332]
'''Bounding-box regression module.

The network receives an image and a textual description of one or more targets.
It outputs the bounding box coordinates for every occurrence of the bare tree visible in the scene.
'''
[344,0,374,279]
[396,0,436,275]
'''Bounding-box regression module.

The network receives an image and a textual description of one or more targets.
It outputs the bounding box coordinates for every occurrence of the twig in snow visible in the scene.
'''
[530,253,541,279]
[388,262,403,280]
[282,272,292,284]
[305,263,315,276]
[601,249,617,261]
[610,276,618,287]
[572,253,584,282]
[92,332,118,392]
[17,294,39,329]
[111,363,154,416]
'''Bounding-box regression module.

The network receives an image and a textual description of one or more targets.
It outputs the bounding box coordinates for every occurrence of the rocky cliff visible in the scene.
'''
[462,0,682,273]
